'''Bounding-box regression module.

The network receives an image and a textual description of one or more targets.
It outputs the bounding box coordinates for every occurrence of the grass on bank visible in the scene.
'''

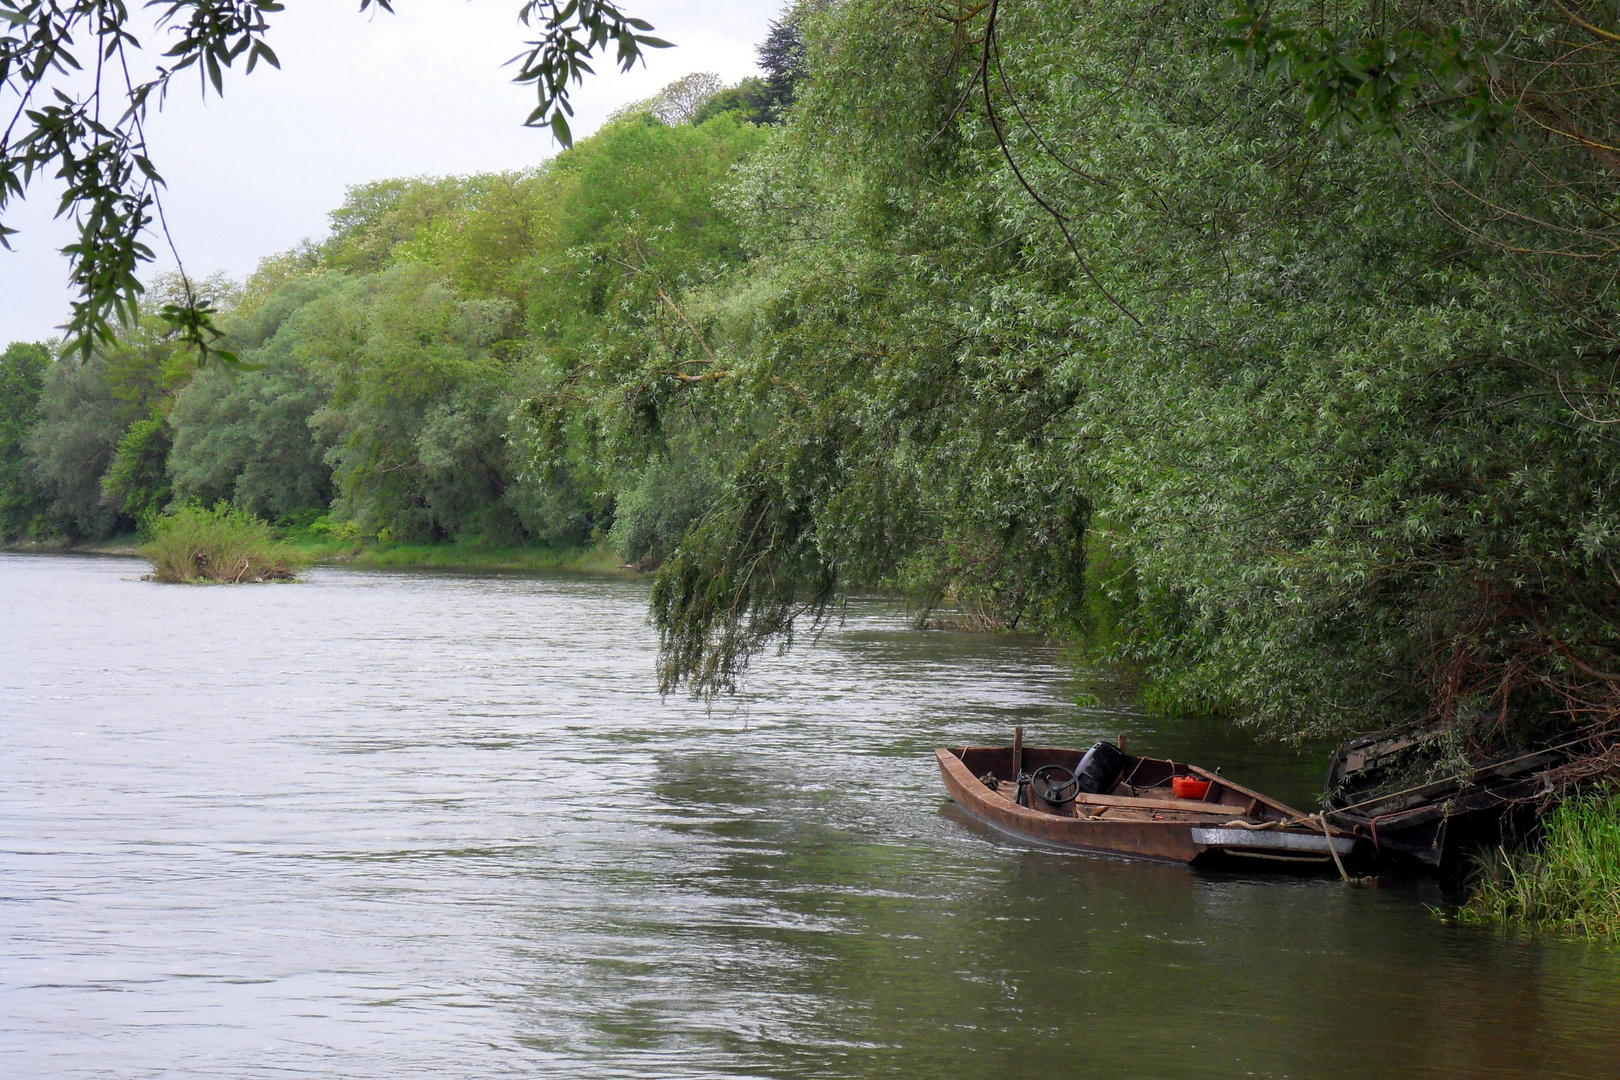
[103,506,628,577]
[140,503,306,583]
[280,534,625,574]
[264,510,625,573]
[1460,787,1620,937]
[296,537,624,573]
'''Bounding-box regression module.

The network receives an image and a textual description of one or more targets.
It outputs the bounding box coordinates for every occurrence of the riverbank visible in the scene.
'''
[0,535,144,557]
[2,533,632,575]
[287,536,630,574]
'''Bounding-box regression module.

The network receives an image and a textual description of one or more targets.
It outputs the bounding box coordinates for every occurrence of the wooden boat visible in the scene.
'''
[936,733,1362,868]
[1323,727,1566,872]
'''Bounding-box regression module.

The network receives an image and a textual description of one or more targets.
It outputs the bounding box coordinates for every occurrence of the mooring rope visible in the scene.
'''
[1311,812,1351,882]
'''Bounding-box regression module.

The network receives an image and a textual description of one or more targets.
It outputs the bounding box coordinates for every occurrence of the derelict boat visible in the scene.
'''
[936,734,1362,868]
[1323,727,1568,873]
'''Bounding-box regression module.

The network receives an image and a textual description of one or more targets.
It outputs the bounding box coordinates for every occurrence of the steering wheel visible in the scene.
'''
[1030,764,1080,806]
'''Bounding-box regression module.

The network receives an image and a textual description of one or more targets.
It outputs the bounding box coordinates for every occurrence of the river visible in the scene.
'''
[2,553,1617,1079]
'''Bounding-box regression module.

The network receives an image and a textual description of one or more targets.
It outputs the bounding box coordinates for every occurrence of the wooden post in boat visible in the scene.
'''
[1012,725,1027,808]
[1117,733,1127,753]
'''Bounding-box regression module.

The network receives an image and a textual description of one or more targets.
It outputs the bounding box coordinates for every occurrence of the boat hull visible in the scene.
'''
[936,748,1358,868]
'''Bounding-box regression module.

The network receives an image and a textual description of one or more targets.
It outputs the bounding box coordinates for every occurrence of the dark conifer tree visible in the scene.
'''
[757,15,806,123]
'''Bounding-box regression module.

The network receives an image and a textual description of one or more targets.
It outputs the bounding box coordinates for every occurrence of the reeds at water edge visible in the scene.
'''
[139,503,306,584]
[1461,787,1620,937]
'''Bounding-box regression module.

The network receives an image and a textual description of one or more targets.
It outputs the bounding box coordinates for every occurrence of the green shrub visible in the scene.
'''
[609,452,721,569]
[102,417,172,520]
[0,341,53,541]
[139,503,305,583]
[1461,788,1620,937]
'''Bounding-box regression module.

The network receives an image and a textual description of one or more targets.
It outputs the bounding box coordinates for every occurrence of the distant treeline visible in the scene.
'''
[0,85,770,561]
[5,1,1620,748]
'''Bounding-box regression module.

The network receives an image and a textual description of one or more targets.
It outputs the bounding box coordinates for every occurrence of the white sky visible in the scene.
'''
[0,0,779,345]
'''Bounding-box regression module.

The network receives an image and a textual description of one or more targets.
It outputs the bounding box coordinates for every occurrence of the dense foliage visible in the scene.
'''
[0,97,766,561]
[635,0,1620,751]
[5,2,1620,761]
[0,342,48,534]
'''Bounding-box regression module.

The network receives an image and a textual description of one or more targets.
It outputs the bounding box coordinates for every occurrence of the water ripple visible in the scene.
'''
[2,554,1617,1080]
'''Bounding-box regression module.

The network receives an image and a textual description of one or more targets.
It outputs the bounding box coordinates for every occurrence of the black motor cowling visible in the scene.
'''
[1073,741,1127,795]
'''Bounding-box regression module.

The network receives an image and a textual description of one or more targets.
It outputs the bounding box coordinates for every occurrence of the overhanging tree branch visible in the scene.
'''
[0,0,665,358]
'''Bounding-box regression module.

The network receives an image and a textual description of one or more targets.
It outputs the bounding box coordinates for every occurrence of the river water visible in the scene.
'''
[2,553,1617,1079]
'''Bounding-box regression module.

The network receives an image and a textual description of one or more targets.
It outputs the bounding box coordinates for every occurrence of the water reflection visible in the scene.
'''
[1,553,1616,1079]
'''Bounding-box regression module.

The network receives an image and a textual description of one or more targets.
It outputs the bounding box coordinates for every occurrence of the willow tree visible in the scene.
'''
[618,0,1620,765]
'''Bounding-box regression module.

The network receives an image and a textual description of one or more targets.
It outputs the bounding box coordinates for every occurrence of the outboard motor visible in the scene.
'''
[1073,741,1128,795]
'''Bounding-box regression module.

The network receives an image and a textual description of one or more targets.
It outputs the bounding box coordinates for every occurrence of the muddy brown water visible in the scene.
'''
[3,553,1617,1079]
